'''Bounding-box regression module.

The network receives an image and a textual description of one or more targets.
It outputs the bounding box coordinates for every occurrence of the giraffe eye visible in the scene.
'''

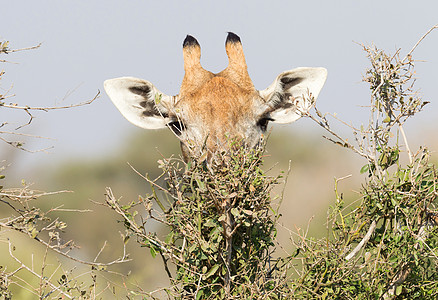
[257,117,273,132]
[167,120,185,136]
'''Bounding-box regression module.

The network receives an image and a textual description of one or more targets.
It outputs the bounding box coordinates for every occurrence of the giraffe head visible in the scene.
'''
[104,32,327,161]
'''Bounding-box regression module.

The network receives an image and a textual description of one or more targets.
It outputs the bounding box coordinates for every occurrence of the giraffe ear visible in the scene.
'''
[259,67,327,123]
[104,77,174,129]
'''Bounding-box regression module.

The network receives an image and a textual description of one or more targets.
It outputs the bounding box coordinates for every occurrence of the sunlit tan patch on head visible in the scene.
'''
[173,33,261,159]
[180,35,214,98]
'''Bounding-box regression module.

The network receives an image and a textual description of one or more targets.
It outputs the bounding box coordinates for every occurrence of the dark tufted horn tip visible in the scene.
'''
[183,35,200,48]
[226,32,241,45]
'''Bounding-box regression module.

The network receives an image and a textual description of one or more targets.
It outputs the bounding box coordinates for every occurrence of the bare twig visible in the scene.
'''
[0,130,55,140]
[1,220,131,267]
[6,239,74,299]
[403,24,438,61]
[345,220,377,261]
[2,43,42,54]
[104,187,188,266]
[1,90,100,111]
[127,162,178,201]
[398,124,413,164]
[305,110,372,161]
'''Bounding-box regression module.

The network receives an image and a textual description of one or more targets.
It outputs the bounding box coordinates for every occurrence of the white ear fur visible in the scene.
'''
[104,77,173,129]
[259,67,327,124]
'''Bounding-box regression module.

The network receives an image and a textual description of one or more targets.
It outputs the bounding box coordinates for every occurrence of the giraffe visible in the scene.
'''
[104,32,327,161]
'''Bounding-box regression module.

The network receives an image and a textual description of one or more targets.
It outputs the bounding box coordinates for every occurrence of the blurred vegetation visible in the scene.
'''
[1,121,358,298]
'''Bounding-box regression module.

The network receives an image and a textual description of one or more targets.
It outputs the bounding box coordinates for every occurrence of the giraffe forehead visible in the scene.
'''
[180,76,257,123]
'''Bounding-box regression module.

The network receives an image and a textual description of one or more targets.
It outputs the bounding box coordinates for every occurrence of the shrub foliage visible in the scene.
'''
[1,28,438,299]
[105,143,287,298]
[104,39,438,298]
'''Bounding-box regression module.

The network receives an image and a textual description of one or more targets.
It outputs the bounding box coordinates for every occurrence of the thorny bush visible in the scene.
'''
[105,28,438,299]
[1,27,438,299]
[294,29,438,298]
[105,143,289,299]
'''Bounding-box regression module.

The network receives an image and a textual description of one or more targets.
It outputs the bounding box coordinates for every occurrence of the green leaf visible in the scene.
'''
[165,231,174,244]
[242,209,253,216]
[30,227,38,239]
[195,290,204,300]
[204,218,216,227]
[360,164,370,174]
[150,247,157,258]
[414,252,419,266]
[195,179,206,191]
[204,264,220,279]
[200,240,210,252]
[188,243,197,253]
[221,266,227,276]
[154,93,162,104]
[231,207,240,217]
[395,285,403,296]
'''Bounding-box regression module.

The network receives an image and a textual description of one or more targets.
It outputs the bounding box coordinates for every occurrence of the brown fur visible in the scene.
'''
[173,35,261,159]
[181,43,214,96]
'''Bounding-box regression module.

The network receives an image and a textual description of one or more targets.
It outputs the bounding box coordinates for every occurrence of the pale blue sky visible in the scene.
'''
[2,1,438,171]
